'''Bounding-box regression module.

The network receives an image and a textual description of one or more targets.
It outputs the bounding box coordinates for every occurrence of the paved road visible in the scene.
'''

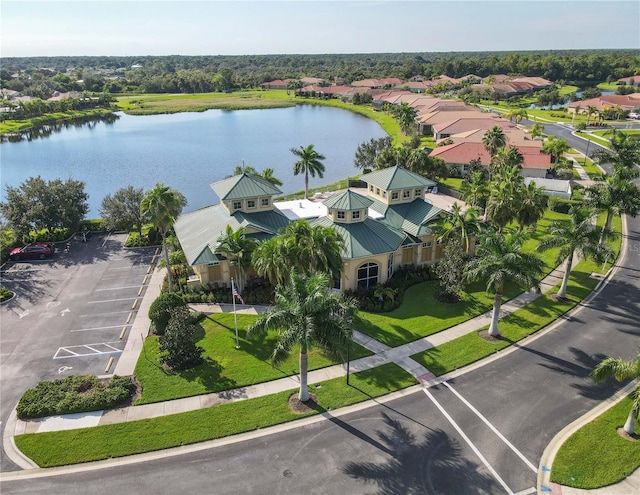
[0,233,156,472]
[2,134,639,493]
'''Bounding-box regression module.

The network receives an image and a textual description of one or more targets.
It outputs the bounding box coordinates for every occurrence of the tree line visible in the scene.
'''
[2,50,638,98]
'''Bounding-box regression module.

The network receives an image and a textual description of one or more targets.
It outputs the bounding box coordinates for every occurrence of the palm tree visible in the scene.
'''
[587,175,640,246]
[537,206,608,299]
[541,136,570,167]
[216,225,258,292]
[435,203,483,253]
[252,219,345,286]
[591,131,640,173]
[585,105,598,126]
[392,102,417,135]
[464,231,544,337]
[258,167,283,187]
[141,183,187,292]
[591,352,640,435]
[247,272,357,402]
[485,166,524,233]
[482,125,507,158]
[291,144,326,199]
[491,146,524,176]
[505,108,528,124]
[515,180,548,232]
[531,122,545,139]
[232,163,257,176]
[460,171,489,209]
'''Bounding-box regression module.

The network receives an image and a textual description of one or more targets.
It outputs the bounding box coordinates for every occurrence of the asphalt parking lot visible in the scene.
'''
[0,233,158,471]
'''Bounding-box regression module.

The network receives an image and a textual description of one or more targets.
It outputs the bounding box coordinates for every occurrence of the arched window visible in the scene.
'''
[357,262,379,288]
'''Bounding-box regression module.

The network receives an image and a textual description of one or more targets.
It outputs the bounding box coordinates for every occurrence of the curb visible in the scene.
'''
[537,381,638,494]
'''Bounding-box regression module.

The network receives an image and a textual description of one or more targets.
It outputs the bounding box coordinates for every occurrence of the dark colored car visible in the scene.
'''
[9,243,54,261]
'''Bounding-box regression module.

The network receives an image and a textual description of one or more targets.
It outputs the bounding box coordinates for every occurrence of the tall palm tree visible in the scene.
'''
[591,131,640,173]
[232,163,257,176]
[291,144,326,199]
[491,146,524,176]
[485,167,524,233]
[252,219,345,286]
[392,102,417,135]
[531,122,545,139]
[537,206,608,299]
[591,352,640,435]
[216,225,258,292]
[435,203,483,253]
[482,125,507,159]
[587,175,640,246]
[247,272,357,402]
[541,136,571,167]
[515,180,548,232]
[464,231,544,337]
[141,183,187,292]
[460,171,489,209]
[585,105,598,127]
[258,167,283,187]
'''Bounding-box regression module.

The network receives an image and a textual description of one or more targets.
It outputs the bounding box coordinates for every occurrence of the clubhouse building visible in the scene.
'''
[174,166,451,292]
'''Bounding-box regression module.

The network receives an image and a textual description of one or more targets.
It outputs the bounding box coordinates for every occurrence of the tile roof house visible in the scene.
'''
[429,142,550,178]
[617,75,640,86]
[567,94,640,113]
[174,167,448,292]
[260,79,295,90]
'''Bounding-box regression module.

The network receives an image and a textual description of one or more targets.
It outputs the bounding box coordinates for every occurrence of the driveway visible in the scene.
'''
[0,233,157,472]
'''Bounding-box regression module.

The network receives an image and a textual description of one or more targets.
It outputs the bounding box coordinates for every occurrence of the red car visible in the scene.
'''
[9,243,54,261]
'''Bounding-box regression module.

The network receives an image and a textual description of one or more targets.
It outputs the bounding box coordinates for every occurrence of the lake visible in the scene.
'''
[0,106,387,217]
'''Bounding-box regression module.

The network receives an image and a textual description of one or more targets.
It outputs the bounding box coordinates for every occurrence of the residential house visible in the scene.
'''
[567,93,640,114]
[174,167,449,292]
[429,142,550,178]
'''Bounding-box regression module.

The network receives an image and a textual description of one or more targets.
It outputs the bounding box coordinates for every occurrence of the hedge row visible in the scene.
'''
[17,375,135,419]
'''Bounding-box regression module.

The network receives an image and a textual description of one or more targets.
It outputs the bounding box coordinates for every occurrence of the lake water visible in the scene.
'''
[0,106,387,217]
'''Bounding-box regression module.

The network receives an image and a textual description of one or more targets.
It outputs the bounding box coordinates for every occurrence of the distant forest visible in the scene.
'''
[2,50,639,97]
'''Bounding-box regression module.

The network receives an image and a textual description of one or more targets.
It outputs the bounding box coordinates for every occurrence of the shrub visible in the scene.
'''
[16,375,135,419]
[158,307,205,371]
[0,287,14,301]
[548,196,582,214]
[555,168,574,180]
[148,292,186,335]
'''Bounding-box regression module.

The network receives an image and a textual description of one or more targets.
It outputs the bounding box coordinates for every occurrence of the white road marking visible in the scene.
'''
[95,285,142,291]
[54,342,122,359]
[60,308,70,316]
[79,310,132,317]
[514,488,536,495]
[70,324,131,333]
[423,388,514,495]
[19,310,30,319]
[443,381,537,473]
[87,297,137,304]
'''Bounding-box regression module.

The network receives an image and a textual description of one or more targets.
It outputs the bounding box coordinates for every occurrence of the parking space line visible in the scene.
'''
[423,388,514,495]
[443,382,537,473]
[87,297,137,304]
[54,342,122,359]
[70,324,132,333]
[79,310,131,317]
[95,285,142,291]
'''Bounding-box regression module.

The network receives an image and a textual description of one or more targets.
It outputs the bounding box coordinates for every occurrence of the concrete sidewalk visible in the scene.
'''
[9,259,573,436]
[6,252,637,493]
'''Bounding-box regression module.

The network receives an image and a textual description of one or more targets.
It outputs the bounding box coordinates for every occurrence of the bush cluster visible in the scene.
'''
[548,196,582,214]
[16,375,135,419]
[345,264,435,313]
[0,287,14,301]
[180,278,275,305]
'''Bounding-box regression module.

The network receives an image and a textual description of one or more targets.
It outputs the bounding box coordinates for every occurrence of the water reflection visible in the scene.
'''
[1,113,119,143]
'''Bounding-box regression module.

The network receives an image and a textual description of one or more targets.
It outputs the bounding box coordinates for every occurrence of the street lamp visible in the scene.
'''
[584,136,591,168]
[346,337,351,385]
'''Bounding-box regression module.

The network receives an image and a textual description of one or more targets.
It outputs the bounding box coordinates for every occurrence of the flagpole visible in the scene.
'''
[231,278,240,349]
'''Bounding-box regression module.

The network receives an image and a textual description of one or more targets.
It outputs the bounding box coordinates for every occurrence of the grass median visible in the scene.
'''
[15,362,417,467]
[551,396,640,489]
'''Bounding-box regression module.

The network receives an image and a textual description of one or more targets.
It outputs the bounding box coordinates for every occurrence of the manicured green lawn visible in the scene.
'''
[135,313,372,404]
[551,396,640,489]
[410,214,621,376]
[440,177,464,191]
[15,362,417,467]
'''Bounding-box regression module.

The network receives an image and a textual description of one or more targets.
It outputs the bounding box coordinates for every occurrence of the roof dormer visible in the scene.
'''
[322,190,373,224]
[210,173,282,215]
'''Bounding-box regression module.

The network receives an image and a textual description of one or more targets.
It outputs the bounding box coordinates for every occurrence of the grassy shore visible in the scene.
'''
[0,108,114,135]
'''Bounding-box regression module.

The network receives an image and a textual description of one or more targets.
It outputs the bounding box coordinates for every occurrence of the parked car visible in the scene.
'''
[9,243,54,261]
[629,112,640,120]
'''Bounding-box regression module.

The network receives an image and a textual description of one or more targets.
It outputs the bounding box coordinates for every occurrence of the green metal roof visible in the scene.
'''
[174,204,289,267]
[362,166,437,191]
[323,190,373,211]
[210,173,282,201]
[311,216,405,259]
[370,197,444,237]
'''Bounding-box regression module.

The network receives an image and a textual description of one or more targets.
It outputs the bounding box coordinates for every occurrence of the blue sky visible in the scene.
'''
[1,1,638,57]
